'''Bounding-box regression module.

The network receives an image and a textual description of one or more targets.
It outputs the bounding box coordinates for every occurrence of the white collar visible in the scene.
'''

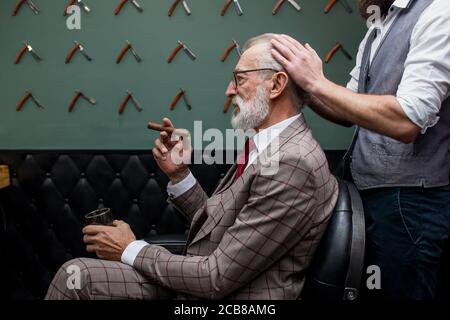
[392,0,413,9]
[252,114,301,153]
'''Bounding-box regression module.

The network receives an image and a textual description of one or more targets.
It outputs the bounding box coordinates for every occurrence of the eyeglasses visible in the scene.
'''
[232,68,279,89]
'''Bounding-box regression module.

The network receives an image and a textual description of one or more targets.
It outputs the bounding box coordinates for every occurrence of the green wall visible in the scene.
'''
[0,0,367,150]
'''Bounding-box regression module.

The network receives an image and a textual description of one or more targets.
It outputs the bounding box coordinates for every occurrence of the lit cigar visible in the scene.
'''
[147,122,176,134]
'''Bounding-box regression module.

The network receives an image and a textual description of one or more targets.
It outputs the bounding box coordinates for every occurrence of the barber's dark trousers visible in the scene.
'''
[360,185,450,300]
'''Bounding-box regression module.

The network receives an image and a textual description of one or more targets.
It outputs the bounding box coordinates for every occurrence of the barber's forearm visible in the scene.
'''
[311,79,420,143]
[307,94,353,127]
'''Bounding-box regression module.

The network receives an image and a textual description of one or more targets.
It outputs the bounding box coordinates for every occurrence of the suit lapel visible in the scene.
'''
[187,115,308,248]
[213,163,238,194]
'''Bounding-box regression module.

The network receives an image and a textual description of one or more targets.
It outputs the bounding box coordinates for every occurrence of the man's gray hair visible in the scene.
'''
[242,33,306,110]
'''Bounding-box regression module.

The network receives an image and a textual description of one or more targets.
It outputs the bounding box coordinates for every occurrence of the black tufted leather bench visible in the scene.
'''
[1,151,448,300]
[0,151,231,299]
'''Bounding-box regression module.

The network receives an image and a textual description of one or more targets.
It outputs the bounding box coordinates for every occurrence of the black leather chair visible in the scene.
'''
[301,178,366,300]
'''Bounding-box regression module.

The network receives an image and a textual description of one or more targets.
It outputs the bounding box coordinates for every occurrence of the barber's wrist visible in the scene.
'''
[310,77,333,97]
[169,168,190,185]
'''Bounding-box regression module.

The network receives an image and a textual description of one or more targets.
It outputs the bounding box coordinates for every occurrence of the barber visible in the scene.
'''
[271,0,450,300]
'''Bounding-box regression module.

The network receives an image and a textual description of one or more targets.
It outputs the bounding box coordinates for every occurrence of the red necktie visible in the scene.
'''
[235,138,255,180]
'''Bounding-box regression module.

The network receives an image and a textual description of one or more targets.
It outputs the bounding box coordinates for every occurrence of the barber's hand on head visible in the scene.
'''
[82,220,136,261]
[271,34,326,94]
[152,117,191,184]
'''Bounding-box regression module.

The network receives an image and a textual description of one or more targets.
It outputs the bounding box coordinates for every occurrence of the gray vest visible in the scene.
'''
[350,0,450,190]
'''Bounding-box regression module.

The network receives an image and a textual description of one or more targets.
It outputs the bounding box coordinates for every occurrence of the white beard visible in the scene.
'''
[231,85,270,131]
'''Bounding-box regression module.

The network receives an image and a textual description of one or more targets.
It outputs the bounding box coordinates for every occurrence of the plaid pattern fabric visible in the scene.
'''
[45,258,175,300]
[135,115,339,299]
[45,115,338,300]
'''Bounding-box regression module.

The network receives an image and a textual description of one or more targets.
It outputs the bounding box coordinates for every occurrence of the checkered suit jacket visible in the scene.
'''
[133,115,339,299]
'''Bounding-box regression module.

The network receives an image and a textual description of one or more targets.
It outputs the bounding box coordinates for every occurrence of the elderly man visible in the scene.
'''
[45,34,338,300]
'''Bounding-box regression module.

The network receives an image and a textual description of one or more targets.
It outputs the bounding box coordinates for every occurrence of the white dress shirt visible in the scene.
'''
[347,0,450,133]
[121,113,301,265]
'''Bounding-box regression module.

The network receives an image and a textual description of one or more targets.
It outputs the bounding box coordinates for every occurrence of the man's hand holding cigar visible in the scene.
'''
[149,117,192,185]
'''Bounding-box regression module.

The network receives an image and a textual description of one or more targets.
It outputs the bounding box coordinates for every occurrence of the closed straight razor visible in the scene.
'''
[12,0,40,16]
[68,90,96,112]
[76,41,93,61]
[127,90,143,111]
[127,40,142,62]
[168,0,191,16]
[117,41,142,63]
[233,0,243,16]
[178,40,196,61]
[170,88,192,111]
[16,90,44,111]
[233,39,242,56]
[182,0,191,15]
[76,0,91,13]
[221,38,242,62]
[79,91,96,104]
[29,91,44,109]
[287,0,301,11]
[131,0,143,12]
[15,42,42,64]
[181,88,192,110]
[168,40,196,63]
[25,42,42,62]
[65,41,92,64]
[325,41,353,63]
[26,0,40,14]
[272,0,301,15]
[119,90,143,114]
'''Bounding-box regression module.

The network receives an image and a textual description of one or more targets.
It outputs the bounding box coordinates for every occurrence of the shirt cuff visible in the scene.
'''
[167,172,196,198]
[121,240,149,266]
[397,95,440,134]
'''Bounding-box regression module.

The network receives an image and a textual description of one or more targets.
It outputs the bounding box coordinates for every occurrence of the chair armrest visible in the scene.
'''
[143,234,187,254]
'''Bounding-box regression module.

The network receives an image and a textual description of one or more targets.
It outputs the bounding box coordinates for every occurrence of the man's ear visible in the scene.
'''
[269,72,289,100]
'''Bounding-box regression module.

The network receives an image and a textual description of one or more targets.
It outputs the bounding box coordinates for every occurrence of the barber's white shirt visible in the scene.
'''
[347,0,450,133]
[121,114,301,265]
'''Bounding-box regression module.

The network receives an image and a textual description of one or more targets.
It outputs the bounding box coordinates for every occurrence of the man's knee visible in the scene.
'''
[45,258,94,300]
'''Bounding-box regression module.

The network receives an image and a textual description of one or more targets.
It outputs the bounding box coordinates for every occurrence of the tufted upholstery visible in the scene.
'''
[1,150,448,300]
[0,151,231,299]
